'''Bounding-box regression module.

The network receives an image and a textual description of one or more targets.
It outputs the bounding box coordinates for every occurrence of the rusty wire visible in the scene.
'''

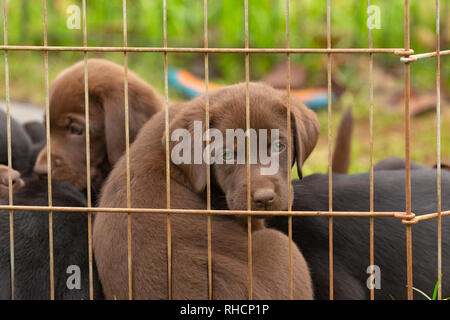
[203,0,213,301]
[368,0,375,301]
[0,45,413,55]
[81,0,94,301]
[42,0,55,301]
[2,0,14,301]
[244,0,253,301]
[121,0,133,301]
[162,0,172,301]
[326,0,334,301]
[285,0,293,300]
[0,0,448,301]
[403,0,414,301]
[435,0,442,301]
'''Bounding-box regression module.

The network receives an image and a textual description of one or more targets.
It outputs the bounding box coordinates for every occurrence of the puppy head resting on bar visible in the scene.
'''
[34,59,164,193]
[94,82,317,300]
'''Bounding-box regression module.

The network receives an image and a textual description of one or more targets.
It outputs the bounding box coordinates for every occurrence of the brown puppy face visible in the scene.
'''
[0,165,25,198]
[35,99,107,190]
[34,59,163,191]
[168,82,319,212]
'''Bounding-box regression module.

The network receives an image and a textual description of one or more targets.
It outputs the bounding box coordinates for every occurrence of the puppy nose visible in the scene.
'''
[253,188,275,209]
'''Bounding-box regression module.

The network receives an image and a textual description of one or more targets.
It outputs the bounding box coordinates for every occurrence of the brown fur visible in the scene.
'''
[0,164,25,199]
[34,59,164,191]
[94,82,318,300]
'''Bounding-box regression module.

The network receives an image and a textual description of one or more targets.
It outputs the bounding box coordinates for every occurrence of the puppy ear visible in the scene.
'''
[103,82,163,165]
[163,100,207,193]
[290,96,319,179]
[103,97,127,165]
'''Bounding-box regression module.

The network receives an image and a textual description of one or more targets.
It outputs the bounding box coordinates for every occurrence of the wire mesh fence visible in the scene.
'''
[0,0,448,300]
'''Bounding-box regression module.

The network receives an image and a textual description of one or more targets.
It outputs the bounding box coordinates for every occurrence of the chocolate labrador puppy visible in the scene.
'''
[94,82,319,300]
[268,167,450,300]
[0,179,104,300]
[34,59,164,194]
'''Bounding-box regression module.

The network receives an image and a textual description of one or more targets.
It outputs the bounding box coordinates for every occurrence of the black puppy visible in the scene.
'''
[23,121,46,145]
[0,109,32,174]
[268,168,449,300]
[0,179,103,300]
[23,121,47,177]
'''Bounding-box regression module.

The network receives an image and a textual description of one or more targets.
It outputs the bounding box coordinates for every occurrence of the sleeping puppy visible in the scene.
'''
[268,168,450,300]
[34,59,164,195]
[0,179,104,300]
[94,82,318,300]
[0,109,33,174]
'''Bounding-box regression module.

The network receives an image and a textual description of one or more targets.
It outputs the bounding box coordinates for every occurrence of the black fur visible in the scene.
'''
[268,168,450,300]
[23,121,46,176]
[23,121,46,145]
[0,179,103,300]
[0,109,32,174]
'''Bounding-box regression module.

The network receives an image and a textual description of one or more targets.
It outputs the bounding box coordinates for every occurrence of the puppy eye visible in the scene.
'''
[222,150,234,162]
[68,123,84,136]
[272,141,285,153]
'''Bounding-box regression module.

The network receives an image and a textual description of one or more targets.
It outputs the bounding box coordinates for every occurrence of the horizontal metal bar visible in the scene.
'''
[0,45,413,55]
[0,204,417,218]
[414,210,450,222]
[400,49,449,62]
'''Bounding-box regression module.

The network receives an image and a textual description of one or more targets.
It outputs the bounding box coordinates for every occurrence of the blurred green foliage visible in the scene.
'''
[2,0,448,89]
[0,0,448,174]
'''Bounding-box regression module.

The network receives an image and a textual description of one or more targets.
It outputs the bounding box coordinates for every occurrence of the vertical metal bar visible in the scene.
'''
[122,0,133,301]
[43,0,54,300]
[244,0,253,301]
[403,0,413,301]
[285,0,293,300]
[435,0,442,301]
[163,0,172,300]
[81,0,94,300]
[368,0,375,301]
[326,0,334,301]
[203,0,213,300]
[2,0,14,301]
